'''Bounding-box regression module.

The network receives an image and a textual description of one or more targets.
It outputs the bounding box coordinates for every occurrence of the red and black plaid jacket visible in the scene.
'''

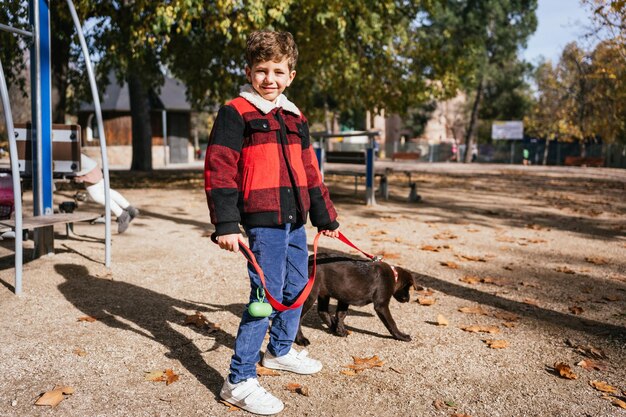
[204,97,338,236]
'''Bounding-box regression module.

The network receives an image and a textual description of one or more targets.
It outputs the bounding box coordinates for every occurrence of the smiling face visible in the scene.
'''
[245,58,296,102]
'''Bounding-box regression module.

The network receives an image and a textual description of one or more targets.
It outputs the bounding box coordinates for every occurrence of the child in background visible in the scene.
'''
[204,31,340,415]
[75,154,138,233]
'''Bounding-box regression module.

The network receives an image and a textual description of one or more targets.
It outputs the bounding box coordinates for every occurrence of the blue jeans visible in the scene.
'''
[229,223,309,383]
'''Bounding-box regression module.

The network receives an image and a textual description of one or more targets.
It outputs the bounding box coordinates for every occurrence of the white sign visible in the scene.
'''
[491,121,524,140]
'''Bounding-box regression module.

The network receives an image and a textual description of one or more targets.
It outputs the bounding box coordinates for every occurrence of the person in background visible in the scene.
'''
[74,154,138,233]
[523,148,530,165]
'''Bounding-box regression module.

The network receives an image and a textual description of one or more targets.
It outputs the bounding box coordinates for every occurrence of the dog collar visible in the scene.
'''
[390,265,399,283]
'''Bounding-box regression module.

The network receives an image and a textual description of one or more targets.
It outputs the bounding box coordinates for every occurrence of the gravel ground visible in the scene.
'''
[0,163,625,417]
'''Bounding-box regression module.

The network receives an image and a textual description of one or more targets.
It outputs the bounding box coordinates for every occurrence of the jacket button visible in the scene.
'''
[288,215,293,220]
[287,189,291,193]
[262,123,268,129]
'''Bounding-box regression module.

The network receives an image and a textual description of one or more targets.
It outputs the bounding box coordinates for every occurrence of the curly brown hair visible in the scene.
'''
[245,31,298,71]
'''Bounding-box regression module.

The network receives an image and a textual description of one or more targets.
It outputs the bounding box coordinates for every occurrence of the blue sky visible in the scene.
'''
[522,0,596,64]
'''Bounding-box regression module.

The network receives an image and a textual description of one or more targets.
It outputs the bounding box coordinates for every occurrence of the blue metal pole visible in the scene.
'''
[314,138,325,181]
[30,0,54,256]
[365,137,376,206]
[30,0,53,215]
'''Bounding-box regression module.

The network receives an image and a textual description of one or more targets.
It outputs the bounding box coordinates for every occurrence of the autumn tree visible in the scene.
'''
[583,0,626,60]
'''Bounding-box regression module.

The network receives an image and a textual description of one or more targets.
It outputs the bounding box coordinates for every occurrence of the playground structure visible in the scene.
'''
[0,0,112,295]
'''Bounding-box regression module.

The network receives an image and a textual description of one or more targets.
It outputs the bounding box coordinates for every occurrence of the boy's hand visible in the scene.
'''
[321,228,339,238]
[217,233,242,252]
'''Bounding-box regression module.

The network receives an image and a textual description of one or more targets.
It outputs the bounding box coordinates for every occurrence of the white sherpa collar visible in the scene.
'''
[239,84,301,116]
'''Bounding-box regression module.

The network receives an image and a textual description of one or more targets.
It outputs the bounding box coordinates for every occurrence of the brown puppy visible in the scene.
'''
[295,256,417,346]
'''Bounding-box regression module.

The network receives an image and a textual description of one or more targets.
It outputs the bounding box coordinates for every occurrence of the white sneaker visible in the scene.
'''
[220,378,284,415]
[262,348,323,375]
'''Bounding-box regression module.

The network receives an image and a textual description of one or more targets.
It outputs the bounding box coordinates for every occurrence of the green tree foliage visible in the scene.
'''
[0,2,29,94]
[424,0,537,161]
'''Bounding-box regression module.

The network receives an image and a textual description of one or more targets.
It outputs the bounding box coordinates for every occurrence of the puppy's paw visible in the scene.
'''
[334,327,349,337]
[394,333,412,342]
[295,336,311,346]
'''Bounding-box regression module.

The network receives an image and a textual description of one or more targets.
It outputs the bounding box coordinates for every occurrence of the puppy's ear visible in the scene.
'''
[408,271,422,290]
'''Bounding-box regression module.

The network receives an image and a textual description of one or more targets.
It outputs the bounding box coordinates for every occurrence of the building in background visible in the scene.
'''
[78,73,193,167]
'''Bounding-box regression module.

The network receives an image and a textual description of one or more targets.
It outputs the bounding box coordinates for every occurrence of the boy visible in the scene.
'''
[204,31,339,415]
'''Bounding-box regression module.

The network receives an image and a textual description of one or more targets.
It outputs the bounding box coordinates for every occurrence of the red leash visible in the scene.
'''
[236,232,323,312]
[212,231,377,312]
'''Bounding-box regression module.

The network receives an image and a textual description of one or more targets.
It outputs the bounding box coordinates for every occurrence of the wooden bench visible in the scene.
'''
[325,151,366,164]
[392,151,421,161]
[0,211,102,237]
[564,156,605,167]
[323,151,385,198]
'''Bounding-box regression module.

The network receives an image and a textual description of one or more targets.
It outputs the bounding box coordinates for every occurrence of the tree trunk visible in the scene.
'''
[464,76,484,163]
[128,72,153,171]
[542,137,550,165]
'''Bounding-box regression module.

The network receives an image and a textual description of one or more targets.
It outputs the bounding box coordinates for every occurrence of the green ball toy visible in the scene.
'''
[248,288,272,318]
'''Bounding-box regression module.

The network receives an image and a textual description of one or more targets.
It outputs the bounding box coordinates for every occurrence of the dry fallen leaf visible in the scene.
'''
[480,277,508,286]
[433,399,446,410]
[434,232,458,240]
[145,369,180,385]
[585,256,608,265]
[603,295,621,302]
[554,362,578,380]
[484,339,509,349]
[285,383,309,396]
[496,235,517,243]
[220,400,241,411]
[522,298,539,306]
[576,360,608,371]
[77,316,96,323]
[72,348,87,357]
[569,306,584,315]
[460,325,500,334]
[432,399,458,410]
[184,311,220,333]
[609,397,626,409]
[460,276,481,285]
[421,245,441,252]
[555,266,576,274]
[458,306,490,316]
[370,230,388,236]
[502,322,517,328]
[455,254,487,262]
[417,297,436,306]
[415,289,435,296]
[491,311,520,321]
[589,380,618,394]
[440,261,460,269]
[340,369,358,376]
[164,369,179,385]
[34,386,75,407]
[145,370,166,382]
[256,365,280,377]
[565,340,608,359]
[451,414,472,417]
[380,251,400,260]
[437,314,449,326]
[342,355,385,375]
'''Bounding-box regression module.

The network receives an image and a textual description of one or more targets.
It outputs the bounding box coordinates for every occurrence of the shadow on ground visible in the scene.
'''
[55,264,232,397]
